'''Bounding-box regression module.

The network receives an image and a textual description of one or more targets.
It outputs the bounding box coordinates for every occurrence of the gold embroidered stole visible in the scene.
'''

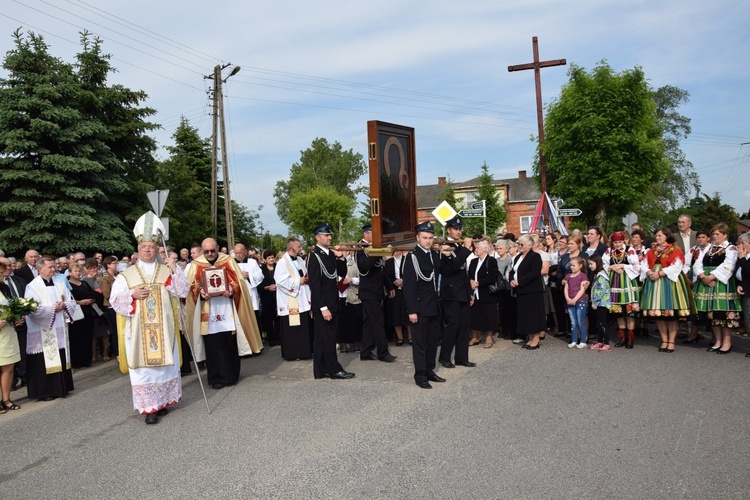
[283,256,301,326]
[120,264,175,368]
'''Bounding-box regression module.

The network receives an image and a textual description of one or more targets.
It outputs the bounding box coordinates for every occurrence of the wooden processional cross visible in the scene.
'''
[508,36,566,193]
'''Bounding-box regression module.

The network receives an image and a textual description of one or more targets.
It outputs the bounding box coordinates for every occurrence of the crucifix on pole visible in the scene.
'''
[508,36,566,194]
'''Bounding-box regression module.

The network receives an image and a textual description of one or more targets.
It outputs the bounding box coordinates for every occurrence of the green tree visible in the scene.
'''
[540,61,669,230]
[463,162,507,237]
[682,194,739,235]
[156,117,213,248]
[274,137,367,234]
[230,200,262,248]
[636,85,701,229]
[286,186,355,245]
[0,30,147,255]
[74,32,159,227]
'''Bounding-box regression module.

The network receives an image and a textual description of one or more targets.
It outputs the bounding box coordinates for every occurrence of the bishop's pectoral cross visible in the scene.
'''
[508,36,566,194]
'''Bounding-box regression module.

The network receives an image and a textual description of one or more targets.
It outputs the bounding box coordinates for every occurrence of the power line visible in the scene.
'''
[64,0,220,64]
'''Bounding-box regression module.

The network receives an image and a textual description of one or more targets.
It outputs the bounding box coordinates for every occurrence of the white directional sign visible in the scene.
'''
[458,209,484,218]
[558,208,582,217]
[470,200,485,210]
[147,190,170,217]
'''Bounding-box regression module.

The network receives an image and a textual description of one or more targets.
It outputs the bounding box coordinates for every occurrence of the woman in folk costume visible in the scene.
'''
[693,223,742,354]
[24,257,76,401]
[640,227,696,353]
[603,231,642,349]
[110,212,190,425]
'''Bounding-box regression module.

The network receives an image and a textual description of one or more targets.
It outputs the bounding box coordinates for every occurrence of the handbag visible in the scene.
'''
[489,272,510,294]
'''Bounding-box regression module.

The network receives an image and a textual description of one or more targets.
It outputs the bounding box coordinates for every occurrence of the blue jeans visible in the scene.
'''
[568,302,588,344]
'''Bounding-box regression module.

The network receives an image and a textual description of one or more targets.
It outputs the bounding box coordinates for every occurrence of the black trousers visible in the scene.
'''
[501,292,518,339]
[204,331,241,386]
[261,303,280,345]
[439,300,470,364]
[594,306,609,344]
[411,314,440,383]
[313,312,344,377]
[360,299,390,359]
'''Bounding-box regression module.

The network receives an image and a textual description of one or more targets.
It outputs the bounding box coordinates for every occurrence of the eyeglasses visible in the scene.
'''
[204,249,217,254]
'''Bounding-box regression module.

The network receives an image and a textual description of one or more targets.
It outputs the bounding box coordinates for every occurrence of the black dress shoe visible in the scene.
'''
[211,383,224,389]
[145,413,159,425]
[522,344,540,350]
[427,374,446,383]
[416,380,432,389]
[329,371,355,379]
[439,360,455,368]
[717,347,732,354]
[456,361,477,367]
[360,353,378,361]
[745,353,750,357]
[707,346,721,352]
[380,353,397,362]
[156,407,169,416]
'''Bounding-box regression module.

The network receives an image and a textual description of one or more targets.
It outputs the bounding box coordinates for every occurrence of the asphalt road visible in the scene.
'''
[2,331,749,499]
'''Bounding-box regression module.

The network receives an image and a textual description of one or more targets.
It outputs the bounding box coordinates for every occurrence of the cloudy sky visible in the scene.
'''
[3,0,749,235]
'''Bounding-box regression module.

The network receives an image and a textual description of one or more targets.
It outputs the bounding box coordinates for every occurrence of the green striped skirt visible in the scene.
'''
[692,265,742,328]
[640,264,696,319]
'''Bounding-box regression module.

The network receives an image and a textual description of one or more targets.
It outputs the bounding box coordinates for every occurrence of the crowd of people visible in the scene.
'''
[0,211,747,422]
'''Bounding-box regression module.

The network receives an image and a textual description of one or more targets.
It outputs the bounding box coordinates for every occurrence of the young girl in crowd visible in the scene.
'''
[564,256,590,349]
[588,254,612,351]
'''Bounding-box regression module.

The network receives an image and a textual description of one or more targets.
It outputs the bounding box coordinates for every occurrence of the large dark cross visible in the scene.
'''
[508,36,566,193]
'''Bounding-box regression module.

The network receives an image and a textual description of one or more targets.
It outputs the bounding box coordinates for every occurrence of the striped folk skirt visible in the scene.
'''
[640,264,696,320]
[609,271,641,316]
[692,265,742,328]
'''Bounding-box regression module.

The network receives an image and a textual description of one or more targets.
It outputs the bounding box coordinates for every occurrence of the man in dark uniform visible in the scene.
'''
[307,223,355,380]
[357,224,397,363]
[437,216,476,369]
[402,221,445,389]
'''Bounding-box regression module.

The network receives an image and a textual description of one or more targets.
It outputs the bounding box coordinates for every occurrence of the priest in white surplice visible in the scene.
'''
[24,257,76,401]
[274,238,313,360]
[110,212,189,425]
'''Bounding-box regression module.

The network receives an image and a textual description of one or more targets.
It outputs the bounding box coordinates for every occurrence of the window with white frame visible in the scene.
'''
[520,215,533,234]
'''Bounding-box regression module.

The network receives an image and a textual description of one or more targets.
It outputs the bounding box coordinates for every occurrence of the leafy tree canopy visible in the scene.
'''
[539,61,670,231]
[0,30,157,255]
[275,137,366,240]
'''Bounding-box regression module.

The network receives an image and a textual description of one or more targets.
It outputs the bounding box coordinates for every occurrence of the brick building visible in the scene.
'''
[417,170,543,236]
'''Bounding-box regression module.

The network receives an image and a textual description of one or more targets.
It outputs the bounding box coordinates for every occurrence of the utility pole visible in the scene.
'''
[205,64,241,246]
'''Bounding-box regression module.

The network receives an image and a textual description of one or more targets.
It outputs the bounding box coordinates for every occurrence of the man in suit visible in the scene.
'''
[437,216,475,369]
[307,223,355,380]
[356,224,397,363]
[675,214,698,339]
[13,249,39,284]
[403,221,445,389]
[675,214,698,254]
[0,257,28,389]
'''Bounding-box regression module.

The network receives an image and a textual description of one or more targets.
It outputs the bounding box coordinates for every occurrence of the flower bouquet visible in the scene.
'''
[0,297,39,323]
